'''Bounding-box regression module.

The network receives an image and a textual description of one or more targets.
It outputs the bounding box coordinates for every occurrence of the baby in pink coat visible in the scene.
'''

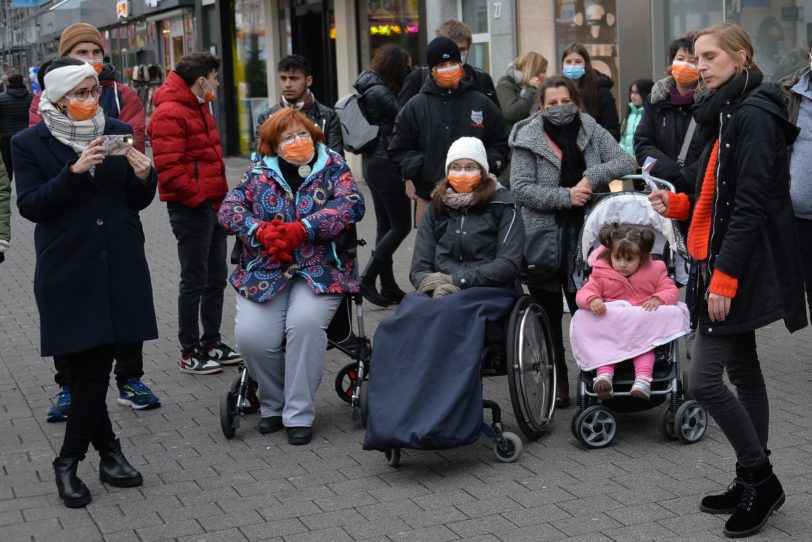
[575,223,680,399]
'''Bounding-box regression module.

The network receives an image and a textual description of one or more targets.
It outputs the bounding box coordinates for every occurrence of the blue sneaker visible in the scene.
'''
[117,379,161,410]
[47,386,71,423]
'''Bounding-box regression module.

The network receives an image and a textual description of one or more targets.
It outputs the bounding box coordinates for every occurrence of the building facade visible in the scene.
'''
[1,0,810,156]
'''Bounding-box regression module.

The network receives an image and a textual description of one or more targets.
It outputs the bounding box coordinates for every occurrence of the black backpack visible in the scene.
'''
[334,90,378,154]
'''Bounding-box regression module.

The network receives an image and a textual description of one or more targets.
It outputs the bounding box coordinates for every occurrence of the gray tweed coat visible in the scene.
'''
[509,112,636,230]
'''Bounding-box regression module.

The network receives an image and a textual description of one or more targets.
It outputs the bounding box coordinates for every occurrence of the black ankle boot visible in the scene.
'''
[53,457,91,508]
[379,262,406,304]
[360,254,391,307]
[723,461,785,538]
[700,463,745,514]
[98,439,143,488]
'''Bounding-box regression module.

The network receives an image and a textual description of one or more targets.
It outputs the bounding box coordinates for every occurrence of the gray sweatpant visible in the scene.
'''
[234,280,342,427]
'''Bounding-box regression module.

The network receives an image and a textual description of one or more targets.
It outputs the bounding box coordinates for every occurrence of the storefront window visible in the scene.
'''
[357,0,420,68]
[234,0,267,153]
[461,0,490,72]
[725,0,810,82]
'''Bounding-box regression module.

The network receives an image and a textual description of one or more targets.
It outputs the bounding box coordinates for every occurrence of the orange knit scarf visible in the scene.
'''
[687,139,719,261]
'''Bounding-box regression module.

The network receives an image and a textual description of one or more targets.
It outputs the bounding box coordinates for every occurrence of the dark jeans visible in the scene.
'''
[796,217,812,317]
[167,201,228,354]
[362,156,411,263]
[687,330,768,468]
[0,135,13,177]
[60,345,117,459]
[53,342,144,389]
[529,285,578,382]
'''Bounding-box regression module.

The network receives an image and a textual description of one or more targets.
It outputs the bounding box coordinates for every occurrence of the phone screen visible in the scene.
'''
[103,135,134,155]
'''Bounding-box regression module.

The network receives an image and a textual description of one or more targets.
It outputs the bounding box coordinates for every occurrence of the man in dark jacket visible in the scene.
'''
[148,52,240,376]
[254,55,343,155]
[389,37,510,226]
[0,74,32,175]
[397,20,499,109]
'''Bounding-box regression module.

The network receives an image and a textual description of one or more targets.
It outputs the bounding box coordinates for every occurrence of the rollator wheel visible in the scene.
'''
[359,380,369,428]
[220,389,237,439]
[658,402,677,440]
[575,405,616,449]
[385,448,401,467]
[674,400,707,444]
[240,374,260,414]
[493,431,523,463]
[334,363,358,404]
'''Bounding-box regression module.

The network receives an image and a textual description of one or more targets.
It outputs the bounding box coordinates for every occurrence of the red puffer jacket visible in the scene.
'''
[148,71,227,208]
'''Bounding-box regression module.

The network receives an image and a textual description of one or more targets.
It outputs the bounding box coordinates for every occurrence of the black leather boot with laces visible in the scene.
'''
[723,461,785,538]
[700,462,745,514]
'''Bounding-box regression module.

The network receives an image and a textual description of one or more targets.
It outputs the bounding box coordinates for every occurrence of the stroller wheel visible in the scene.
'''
[334,363,358,404]
[658,403,677,440]
[674,400,707,444]
[359,380,369,428]
[385,448,401,467]
[570,410,584,441]
[575,405,616,449]
[219,389,237,439]
[493,431,523,463]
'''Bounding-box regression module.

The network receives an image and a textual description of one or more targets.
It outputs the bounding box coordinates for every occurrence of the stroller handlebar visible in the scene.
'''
[619,174,676,193]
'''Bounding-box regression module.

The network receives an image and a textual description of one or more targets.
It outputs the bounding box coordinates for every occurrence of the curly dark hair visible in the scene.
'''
[598,222,655,264]
[369,44,412,94]
[174,52,221,86]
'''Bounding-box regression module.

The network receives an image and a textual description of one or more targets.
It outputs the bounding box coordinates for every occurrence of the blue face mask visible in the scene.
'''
[563,65,586,81]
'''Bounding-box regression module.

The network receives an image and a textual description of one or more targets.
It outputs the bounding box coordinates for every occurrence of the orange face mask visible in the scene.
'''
[67,101,99,121]
[671,60,699,86]
[447,171,481,193]
[280,138,315,164]
[92,63,104,75]
[434,65,464,89]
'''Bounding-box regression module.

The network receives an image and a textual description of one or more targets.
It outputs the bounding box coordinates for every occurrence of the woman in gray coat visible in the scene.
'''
[509,75,636,407]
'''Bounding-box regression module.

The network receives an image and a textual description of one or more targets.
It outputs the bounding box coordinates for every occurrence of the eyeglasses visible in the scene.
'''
[280,131,312,146]
[66,85,102,102]
[448,164,481,173]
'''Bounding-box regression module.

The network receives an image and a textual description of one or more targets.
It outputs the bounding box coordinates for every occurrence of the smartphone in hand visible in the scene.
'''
[102,134,134,155]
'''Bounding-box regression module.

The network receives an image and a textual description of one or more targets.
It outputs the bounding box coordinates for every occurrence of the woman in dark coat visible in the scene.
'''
[649,23,806,538]
[13,58,158,508]
[561,43,620,140]
[354,44,413,307]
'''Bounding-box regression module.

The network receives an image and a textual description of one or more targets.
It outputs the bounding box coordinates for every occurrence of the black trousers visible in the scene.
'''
[362,156,411,263]
[53,342,144,389]
[796,217,812,318]
[167,201,228,354]
[528,285,577,381]
[59,345,117,460]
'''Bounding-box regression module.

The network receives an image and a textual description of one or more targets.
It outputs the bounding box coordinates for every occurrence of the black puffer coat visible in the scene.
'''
[389,76,510,199]
[0,86,33,138]
[354,70,398,160]
[410,186,524,289]
[634,77,703,193]
[692,83,806,335]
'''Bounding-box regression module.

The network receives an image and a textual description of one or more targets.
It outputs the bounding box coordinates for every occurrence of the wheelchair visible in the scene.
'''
[361,284,558,466]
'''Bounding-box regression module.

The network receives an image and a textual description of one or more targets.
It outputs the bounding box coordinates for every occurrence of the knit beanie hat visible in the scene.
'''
[445,137,488,174]
[59,23,104,57]
[426,37,461,69]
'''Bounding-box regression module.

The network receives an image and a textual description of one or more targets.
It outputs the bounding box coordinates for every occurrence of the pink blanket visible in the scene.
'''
[569,301,691,371]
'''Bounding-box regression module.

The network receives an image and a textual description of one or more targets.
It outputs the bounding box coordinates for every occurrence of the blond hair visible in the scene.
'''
[514,52,548,86]
[694,22,759,77]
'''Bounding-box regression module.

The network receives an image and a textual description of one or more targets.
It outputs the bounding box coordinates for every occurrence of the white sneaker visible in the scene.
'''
[631,377,652,400]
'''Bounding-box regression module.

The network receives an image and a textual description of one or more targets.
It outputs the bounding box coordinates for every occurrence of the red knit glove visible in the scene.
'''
[277,221,307,251]
[254,219,283,252]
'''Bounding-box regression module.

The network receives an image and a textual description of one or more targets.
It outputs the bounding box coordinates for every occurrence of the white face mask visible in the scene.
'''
[460,52,468,65]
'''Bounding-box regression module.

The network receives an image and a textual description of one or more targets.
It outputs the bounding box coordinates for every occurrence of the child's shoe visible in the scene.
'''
[593,374,613,400]
[631,376,652,400]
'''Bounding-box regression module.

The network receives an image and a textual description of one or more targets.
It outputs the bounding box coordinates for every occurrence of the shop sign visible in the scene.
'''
[116,0,130,19]
[11,0,48,6]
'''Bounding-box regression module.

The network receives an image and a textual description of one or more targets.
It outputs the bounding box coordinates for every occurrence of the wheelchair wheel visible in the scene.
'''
[493,431,523,463]
[506,295,556,441]
[359,380,369,428]
[334,363,358,404]
[575,405,616,449]
[385,448,401,467]
[220,388,237,439]
[674,400,707,444]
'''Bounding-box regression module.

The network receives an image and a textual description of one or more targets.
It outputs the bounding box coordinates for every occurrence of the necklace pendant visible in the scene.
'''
[297,164,312,178]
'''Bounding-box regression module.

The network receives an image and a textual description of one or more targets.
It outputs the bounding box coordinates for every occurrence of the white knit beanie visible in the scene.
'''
[43,63,99,103]
[445,137,489,174]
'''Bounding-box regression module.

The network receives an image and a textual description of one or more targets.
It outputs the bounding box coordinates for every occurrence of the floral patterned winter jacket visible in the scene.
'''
[218,143,365,303]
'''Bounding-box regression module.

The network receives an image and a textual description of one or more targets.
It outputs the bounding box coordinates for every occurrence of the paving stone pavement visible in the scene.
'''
[1,156,812,541]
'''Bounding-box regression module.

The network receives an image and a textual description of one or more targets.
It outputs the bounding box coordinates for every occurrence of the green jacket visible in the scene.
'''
[0,158,10,242]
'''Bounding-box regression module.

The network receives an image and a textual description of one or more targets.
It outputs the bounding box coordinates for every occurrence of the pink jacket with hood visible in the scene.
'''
[575,246,679,309]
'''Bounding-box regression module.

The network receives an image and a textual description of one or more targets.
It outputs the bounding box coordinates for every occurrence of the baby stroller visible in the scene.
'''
[219,236,372,439]
[361,284,558,466]
[568,175,708,449]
